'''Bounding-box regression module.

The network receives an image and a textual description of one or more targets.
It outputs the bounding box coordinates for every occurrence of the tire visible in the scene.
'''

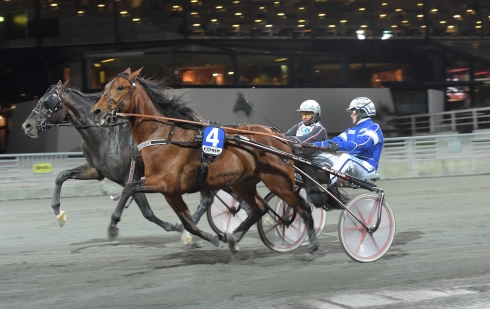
[338,192,396,263]
[206,190,248,235]
[257,191,307,252]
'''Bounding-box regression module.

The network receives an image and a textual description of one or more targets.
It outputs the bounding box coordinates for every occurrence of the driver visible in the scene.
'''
[312,97,384,185]
[285,99,327,143]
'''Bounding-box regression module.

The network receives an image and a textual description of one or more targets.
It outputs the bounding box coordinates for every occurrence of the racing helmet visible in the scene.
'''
[297,100,321,115]
[346,97,376,118]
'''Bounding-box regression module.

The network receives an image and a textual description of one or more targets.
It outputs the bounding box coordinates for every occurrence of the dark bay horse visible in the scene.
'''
[90,68,319,253]
[21,81,186,235]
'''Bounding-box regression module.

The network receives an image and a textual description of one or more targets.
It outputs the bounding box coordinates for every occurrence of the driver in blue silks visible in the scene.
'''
[312,97,384,185]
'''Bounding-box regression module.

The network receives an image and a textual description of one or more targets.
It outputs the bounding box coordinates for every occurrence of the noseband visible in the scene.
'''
[31,85,63,132]
[101,73,136,122]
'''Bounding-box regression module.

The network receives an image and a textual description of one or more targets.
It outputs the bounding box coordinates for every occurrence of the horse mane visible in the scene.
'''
[134,75,201,130]
[66,88,102,102]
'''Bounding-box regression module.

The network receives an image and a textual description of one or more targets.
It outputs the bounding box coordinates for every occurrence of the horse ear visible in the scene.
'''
[60,79,70,90]
[130,67,143,80]
[124,67,131,74]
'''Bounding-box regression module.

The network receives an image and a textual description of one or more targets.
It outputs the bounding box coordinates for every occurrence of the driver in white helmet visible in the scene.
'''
[285,100,327,143]
[312,97,384,185]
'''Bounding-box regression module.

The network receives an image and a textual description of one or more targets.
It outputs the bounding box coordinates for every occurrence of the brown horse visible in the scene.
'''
[90,68,318,254]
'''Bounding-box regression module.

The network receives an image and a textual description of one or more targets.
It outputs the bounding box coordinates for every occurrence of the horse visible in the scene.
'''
[21,81,186,236]
[90,67,320,254]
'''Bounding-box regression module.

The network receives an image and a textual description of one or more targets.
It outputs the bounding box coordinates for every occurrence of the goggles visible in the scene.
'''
[300,112,313,117]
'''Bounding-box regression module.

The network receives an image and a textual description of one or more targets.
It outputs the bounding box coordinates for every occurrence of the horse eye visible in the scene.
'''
[117,85,124,91]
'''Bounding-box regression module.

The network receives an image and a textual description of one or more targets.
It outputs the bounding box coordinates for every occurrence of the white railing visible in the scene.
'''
[2,131,490,183]
[0,152,86,183]
[396,106,490,135]
[381,132,490,163]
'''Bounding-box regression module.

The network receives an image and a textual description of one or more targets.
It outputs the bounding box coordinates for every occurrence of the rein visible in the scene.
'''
[116,112,292,143]
[45,120,129,129]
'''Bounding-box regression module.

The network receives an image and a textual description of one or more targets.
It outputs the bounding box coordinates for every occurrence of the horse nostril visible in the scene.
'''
[23,123,31,129]
[92,109,101,115]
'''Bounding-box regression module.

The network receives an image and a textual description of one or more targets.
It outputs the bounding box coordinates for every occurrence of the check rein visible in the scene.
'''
[114,112,292,151]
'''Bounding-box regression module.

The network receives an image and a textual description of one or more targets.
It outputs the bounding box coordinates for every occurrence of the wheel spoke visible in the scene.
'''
[339,193,396,262]
[354,229,368,254]
[224,213,234,232]
[212,209,229,218]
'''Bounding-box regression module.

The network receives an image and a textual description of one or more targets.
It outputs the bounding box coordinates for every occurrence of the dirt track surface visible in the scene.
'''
[2,175,490,309]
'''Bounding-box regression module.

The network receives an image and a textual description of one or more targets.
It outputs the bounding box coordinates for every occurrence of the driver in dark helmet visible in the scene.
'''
[286,99,327,143]
[312,97,384,185]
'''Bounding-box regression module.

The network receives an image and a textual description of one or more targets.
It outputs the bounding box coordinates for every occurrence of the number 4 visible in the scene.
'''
[205,127,221,147]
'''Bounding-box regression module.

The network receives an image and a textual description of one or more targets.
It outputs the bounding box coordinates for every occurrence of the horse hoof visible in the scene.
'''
[188,241,205,249]
[303,253,314,261]
[211,235,220,247]
[174,223,184,232]
[194,241,205,248]
[181,230,193,245]
[226,233,239,253]
[308,242,319,254]
[56,210,67,227]
[108,228,119,240]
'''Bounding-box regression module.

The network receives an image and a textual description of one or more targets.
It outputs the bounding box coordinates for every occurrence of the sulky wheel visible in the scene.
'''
[206,189,248,235]
[338,192,395,263]
[257,191,306,252]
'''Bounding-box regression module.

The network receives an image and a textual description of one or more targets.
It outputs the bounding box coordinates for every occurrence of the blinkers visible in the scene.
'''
[34,86,63,132]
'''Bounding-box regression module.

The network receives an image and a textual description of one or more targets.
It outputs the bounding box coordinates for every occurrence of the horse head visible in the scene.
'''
[22,80,69,138]
[91,67,142,127]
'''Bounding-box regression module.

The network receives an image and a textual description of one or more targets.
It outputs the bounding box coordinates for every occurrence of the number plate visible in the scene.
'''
[202,126,225,156]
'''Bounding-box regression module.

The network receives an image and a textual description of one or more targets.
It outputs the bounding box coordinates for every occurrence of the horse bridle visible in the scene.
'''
[101,73,136,122]
[31,85,64,132]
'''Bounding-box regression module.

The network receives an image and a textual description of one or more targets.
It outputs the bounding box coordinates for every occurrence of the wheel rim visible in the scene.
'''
[259,193,307,252]
[340,193,395,262]
[208,190,248,234]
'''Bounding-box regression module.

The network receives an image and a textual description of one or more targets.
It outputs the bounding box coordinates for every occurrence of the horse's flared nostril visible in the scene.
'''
[22,123,31,130]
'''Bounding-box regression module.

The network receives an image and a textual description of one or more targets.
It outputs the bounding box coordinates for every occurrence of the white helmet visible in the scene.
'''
[297,100,321,115]
[346,97,376,117]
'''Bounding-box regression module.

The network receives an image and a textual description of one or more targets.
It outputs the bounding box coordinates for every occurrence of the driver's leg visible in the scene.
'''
[331,154,375,185]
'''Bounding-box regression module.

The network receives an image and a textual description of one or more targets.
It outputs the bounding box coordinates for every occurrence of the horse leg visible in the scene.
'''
[132,193,178,232]
[107,179,145,240]
[180,191,215,245]
[223,187,250,214]
[298,196,318,254]
[263,175,319,254]
[165,194,221,247]
[126,158,179,234]
[51,163,103,227]
[223,184,266,253]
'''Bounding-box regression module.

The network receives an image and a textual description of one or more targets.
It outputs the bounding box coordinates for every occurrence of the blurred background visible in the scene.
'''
[1,0,490,153]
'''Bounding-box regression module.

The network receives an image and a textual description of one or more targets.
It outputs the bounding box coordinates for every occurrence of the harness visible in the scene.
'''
[125,118,291,194]
[136,122,225,193]
[32,86,63,132]
[33,86,128,132]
